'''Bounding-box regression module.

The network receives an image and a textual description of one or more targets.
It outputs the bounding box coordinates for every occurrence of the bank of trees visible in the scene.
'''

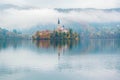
[32,29,79,40]
[51,29,79,40]
[0,27,28,39]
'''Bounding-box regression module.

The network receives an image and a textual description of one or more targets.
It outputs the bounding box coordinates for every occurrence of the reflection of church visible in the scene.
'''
[58,44,68,60]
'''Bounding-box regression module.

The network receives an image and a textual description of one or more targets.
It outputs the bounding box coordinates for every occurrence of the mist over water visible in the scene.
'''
[0,39,120,80]
[0,0,120,80]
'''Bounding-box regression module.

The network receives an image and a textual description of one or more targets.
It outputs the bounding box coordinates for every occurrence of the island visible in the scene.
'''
[32,19,80,40]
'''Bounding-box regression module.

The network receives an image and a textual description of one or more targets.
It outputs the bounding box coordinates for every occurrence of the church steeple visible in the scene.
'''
[56,19,68,33]
[58,18,60,24]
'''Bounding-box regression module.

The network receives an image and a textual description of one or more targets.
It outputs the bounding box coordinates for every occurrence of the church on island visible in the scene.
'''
[55,19,68,33]
[32,19,79,40]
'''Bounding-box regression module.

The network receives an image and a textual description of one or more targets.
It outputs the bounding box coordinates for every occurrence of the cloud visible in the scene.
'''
[0,8,120,29]
[0,8,59,29]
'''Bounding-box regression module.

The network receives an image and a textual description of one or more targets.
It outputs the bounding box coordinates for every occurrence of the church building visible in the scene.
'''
[56,19,68,33]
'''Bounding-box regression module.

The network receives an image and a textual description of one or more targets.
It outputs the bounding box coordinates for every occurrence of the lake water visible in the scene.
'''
[0,39,120,80]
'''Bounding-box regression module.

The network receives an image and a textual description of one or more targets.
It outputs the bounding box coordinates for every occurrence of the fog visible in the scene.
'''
[0,8,120,30]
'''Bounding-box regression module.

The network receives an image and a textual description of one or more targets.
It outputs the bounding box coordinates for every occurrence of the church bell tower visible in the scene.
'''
[58,18,60,25]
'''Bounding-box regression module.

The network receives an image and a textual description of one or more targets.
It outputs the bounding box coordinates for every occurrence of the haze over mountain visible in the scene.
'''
[0,8,120,28]
[0,0,120,38]
[0,8,120,38]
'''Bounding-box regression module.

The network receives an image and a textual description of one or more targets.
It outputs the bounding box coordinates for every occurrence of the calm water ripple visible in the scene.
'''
[0,39,120,80]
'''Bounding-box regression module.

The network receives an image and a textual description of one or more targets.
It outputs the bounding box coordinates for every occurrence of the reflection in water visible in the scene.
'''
[32,40,79,50]
[33,40,51,48]
[0,40,22,49]
[0,39,120,80]
[32,39,120,55]
[32,40,79,59]
[0,39,120,54]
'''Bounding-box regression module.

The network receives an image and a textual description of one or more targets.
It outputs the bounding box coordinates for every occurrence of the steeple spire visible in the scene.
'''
[58,18,60,24]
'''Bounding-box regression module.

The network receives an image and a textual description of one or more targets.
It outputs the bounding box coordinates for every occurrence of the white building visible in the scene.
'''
[56,19,68,33]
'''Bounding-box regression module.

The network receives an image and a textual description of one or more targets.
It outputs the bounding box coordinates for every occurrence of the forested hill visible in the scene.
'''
[0,27,29,39]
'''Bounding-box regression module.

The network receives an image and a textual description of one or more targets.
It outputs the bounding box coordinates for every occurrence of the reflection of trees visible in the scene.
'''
[32,40,51,48]
[0,40,22,50]
[32,40,78,50]
[32,39,79,60]
[79,39,120,53]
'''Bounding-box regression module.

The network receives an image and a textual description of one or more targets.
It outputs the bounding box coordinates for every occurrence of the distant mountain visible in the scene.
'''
[22,22,120,39]
[54,8,120,12]
[0,4,32,10]
[1,8,119,39]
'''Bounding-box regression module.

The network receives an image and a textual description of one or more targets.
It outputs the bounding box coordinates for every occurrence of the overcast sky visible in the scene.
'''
[0,0,120,9]
[0,0,120,30]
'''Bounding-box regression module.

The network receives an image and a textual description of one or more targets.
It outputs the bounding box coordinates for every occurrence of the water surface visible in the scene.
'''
[0,39,120,80]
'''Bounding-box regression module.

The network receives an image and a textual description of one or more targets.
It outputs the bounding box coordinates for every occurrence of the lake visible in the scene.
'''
[0,39,120,80]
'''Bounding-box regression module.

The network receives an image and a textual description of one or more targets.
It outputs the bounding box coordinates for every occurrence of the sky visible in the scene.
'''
[0,0,120,30]
[0,0,120,9]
